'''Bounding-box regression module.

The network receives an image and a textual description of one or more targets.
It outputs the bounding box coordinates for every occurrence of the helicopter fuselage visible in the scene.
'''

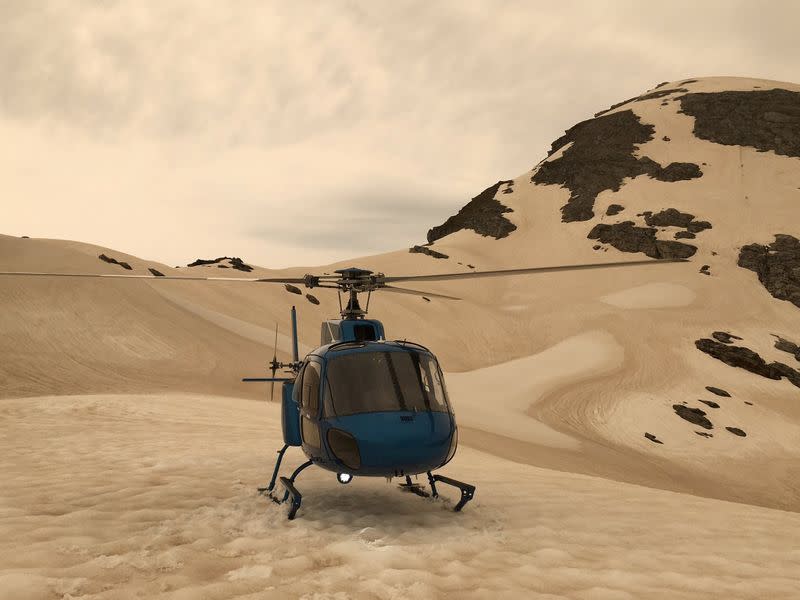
[281,337,458,478]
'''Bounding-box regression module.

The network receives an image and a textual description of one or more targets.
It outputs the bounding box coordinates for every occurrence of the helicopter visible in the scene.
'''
[0,257,687,519]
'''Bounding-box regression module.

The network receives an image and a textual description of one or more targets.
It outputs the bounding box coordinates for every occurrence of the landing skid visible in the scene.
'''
[258,445,313,520]
[398,472,476,511]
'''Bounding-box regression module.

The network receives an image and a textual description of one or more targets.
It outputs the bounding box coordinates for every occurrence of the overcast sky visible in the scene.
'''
[2,1,799,267]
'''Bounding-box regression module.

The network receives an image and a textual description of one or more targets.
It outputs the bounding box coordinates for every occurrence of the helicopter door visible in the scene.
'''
[300,361,322,450]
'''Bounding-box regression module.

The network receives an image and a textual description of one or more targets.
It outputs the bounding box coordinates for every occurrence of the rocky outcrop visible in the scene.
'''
[705,386,731,397]
[673,405,713,429]
[594,87,689,117]
[738,234,800,309]
[427,181,516,243]
[699,400,720,409]
[148,268,165,277]
[712,331,743,344]
[532,110,702,222]
[285,284,302,295]
[606,204,624,216]
[99,254,132,270]
[773,335,800,362]
[187,257,254,273]
[306,294,320,305]
[587,222,697,259]
[644,432,663,444]
[726,427,747,437]
[678,89,800,158]
[409,245,449,259]
[695,338,800,388]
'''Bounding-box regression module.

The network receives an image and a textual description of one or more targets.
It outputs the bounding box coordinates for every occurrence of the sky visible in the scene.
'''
[2,1,799,268]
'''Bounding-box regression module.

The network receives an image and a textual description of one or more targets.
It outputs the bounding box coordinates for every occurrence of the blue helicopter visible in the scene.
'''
[0,258,686,519]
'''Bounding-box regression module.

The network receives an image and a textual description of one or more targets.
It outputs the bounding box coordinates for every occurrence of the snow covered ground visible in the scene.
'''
[2,393,799,600]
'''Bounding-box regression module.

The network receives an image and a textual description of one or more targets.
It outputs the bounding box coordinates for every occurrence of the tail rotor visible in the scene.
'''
[269,322,279,402]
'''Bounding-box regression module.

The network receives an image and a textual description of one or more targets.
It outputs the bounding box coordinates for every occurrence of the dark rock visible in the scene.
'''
[738,234,800,309]
[643,208,695,228]
[673,405,713,429]
[148,268,165,277]
[532,110,701,222]
[587,221,697,259]
[655,81,669,89]
[606,204,624,216]
[217,265,229,268]
[726,427,747,437]
[675,231,696,239]
[422,296,431,302]
[695,431,713,438]
[744,401,753,405]
[698,400,720,408]
[687,220,712,233]
[662,136,671,142]
[712,331,743,344]
[772,335,800,362]
[98,254,132,270]
[427,181,516,243]
[678,89,800,158]
[711,251,718,256]
[700,265,711,275]
[467,264,475,269]
[594,88,689,117]
[695,338,800,388]
[644,432,663,444]
[705,386,731,397]
[21,236,29,239]
[682,79,698,84]
[653,162,703,182]
[306,294,320,305]
[409,245,449,259]
[593,245,602,250]
[285,284,302,295]
[187,257,254,272]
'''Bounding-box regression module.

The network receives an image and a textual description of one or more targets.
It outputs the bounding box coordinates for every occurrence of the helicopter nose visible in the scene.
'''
[326,411,453,475]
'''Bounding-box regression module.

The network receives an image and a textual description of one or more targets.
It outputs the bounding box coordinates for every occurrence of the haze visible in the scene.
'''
[2,0,798,267]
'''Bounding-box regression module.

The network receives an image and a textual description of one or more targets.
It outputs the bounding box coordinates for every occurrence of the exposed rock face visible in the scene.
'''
[187,257,254,272]
[644,432,663,444]
[673,405,713,429]
[678,89,800,158]
[695,431,713,438]
[712,331,743,345]
[305,294,320,305]
[738,234,800,309]
[427,181,516,243]
[706,386,731,397]
[643,208,695,228]
[587,222,697,259]
[532,110,702,223]
[675,231,696,240]
[98,254,132,270]
[606,204,624,216]
[699,400,720,409]
[148,268,165,277]
[695,338,800,388]
[726,427,747,437]
[285,284,302,295]
[594,87,689,118]
[409,245,449,259]
[773,335,800,362]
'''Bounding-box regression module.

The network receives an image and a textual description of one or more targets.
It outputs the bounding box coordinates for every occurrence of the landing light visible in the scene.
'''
[337,472,353,484]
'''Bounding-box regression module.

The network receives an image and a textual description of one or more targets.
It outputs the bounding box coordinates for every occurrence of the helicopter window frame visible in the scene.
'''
[301,360,322,417]
[322,348,451,418]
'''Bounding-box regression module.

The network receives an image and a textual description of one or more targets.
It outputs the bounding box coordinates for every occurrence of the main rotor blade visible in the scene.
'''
[381,285,461,300]
[382,258,688,283]
[0,271,306,283]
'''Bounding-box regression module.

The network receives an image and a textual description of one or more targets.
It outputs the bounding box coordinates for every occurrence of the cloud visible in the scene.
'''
[2,1,799,266]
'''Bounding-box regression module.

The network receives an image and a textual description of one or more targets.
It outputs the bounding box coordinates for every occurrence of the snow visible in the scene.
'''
[1,393,799,599]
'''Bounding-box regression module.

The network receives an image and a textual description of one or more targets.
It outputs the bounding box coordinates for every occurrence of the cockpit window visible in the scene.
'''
[324,350,450,417]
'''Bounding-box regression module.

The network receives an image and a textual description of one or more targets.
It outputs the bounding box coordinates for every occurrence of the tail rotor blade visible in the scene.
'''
[270,322,279,402]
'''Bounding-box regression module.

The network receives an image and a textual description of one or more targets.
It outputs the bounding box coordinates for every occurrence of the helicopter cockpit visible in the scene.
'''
[321,345,451,417]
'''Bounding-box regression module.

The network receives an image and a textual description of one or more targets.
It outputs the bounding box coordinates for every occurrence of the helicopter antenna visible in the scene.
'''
[269,322,279,402]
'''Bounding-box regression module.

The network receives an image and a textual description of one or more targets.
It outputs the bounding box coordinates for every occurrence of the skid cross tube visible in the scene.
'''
[427,472,476,512]
[278,460,314,520]
[258,444,290,496]
[398,474,430,498]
